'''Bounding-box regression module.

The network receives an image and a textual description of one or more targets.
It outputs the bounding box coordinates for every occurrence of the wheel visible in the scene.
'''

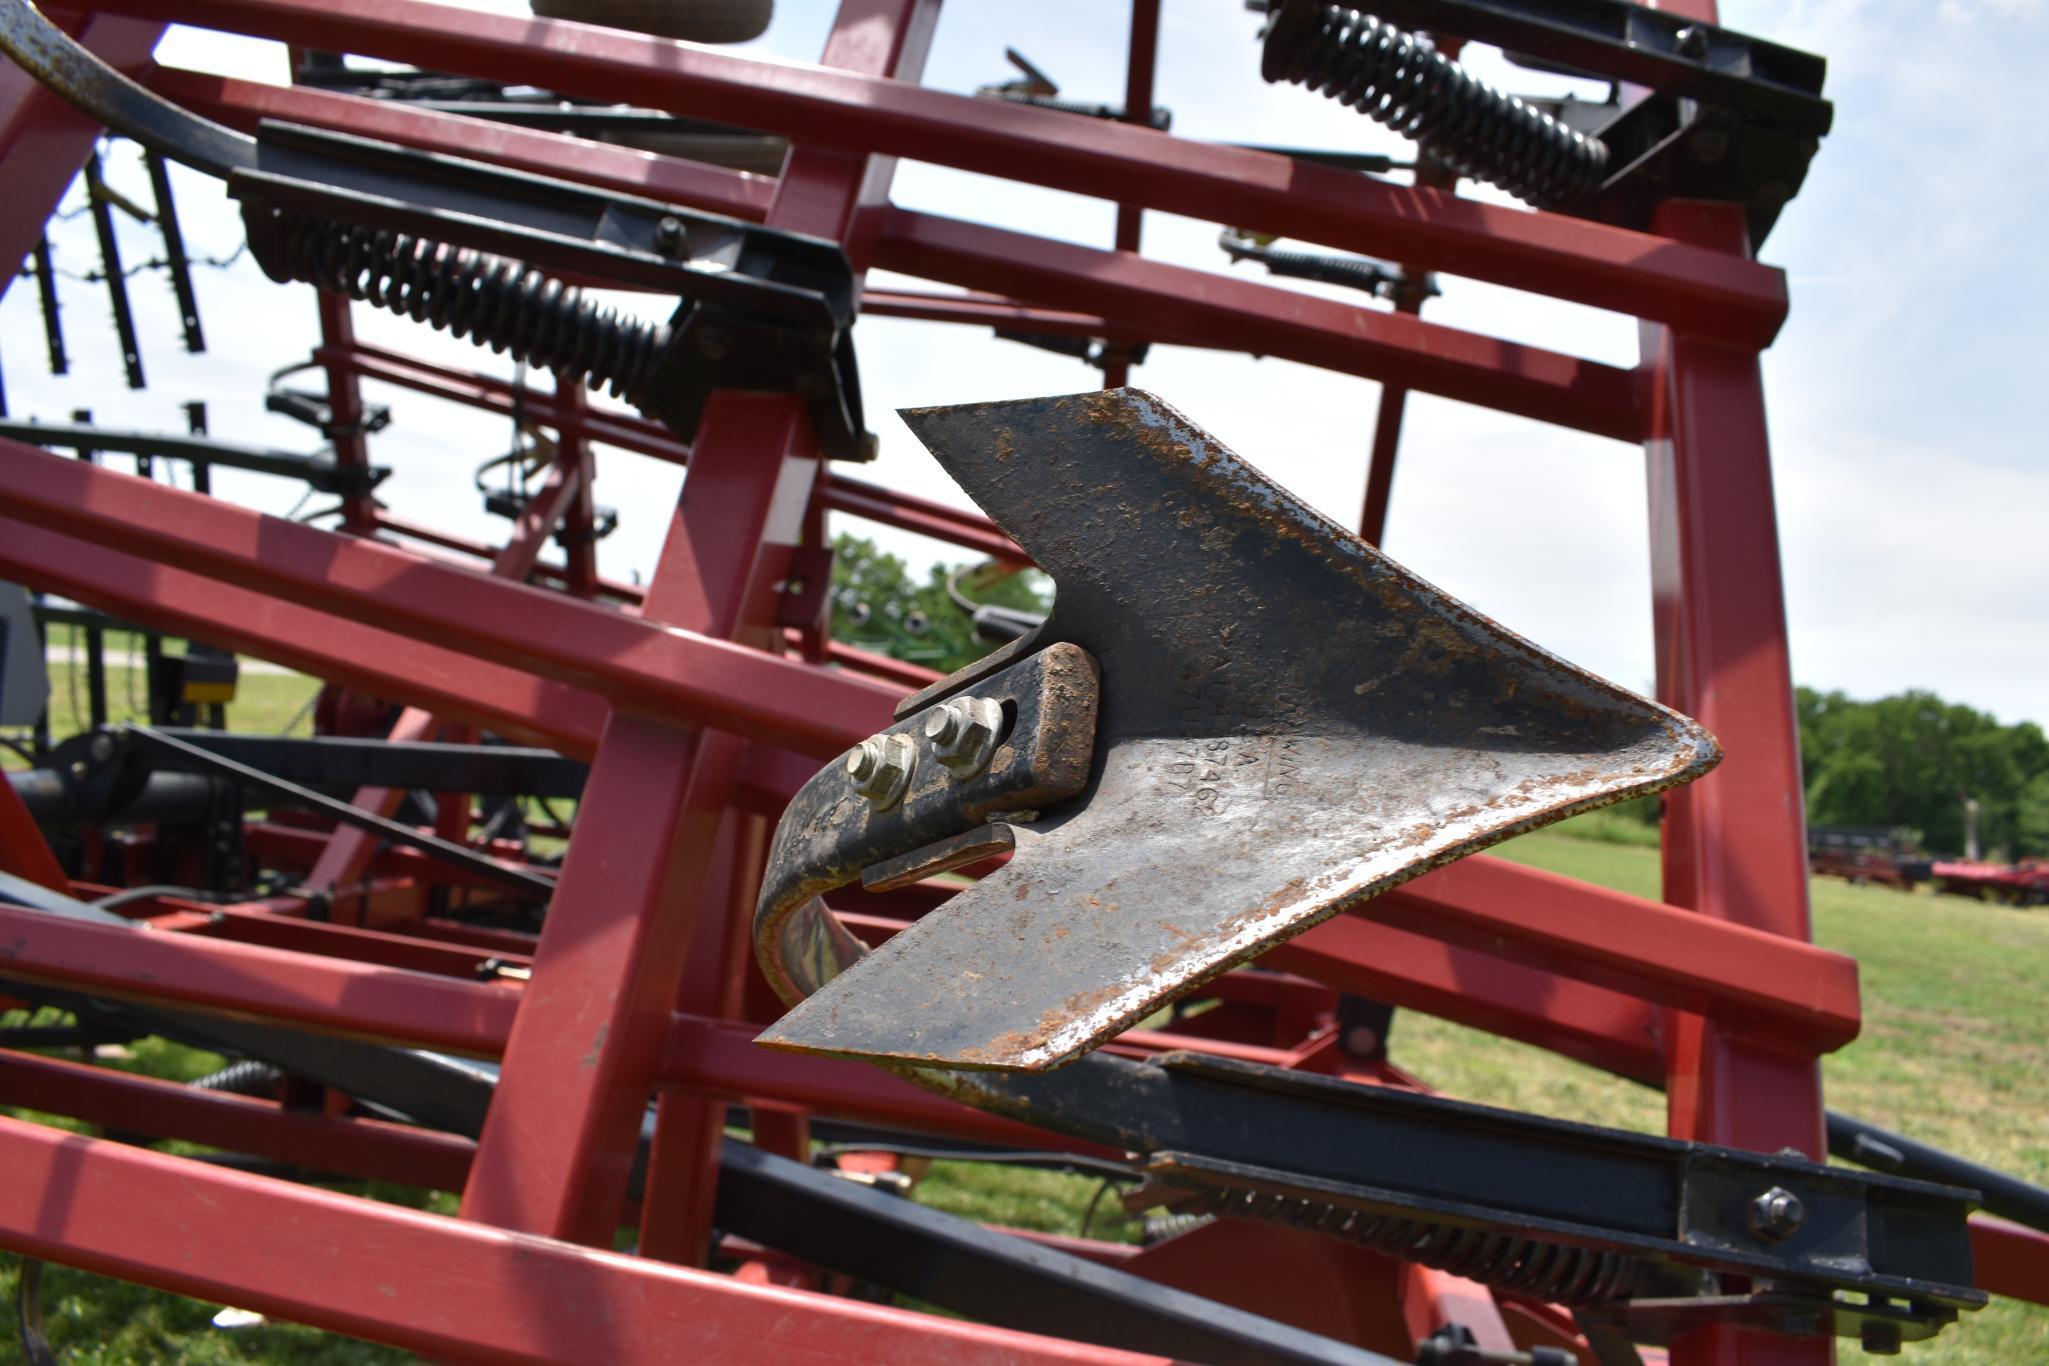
[529,0,772,43]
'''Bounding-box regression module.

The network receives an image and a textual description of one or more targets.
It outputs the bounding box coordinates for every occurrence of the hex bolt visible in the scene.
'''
[653,214,685,257]
[923,696,1003,780]
[1860,1319,1903,1355]
[1746,1186,1806,1242]
[845,732,916,808]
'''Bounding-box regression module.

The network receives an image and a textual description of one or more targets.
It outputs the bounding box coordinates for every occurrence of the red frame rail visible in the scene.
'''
[2,1,2028,1362]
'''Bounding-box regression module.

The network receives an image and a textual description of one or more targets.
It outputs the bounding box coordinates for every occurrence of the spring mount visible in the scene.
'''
[254,209,671,410]
[1261,1,1609,209]
[1185,1184,1648,1308]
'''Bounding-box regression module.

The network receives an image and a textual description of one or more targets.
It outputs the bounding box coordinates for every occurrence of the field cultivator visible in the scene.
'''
[0,0,2044,1362]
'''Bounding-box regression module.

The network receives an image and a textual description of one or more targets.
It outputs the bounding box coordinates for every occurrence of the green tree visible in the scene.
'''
[827,533,1051,677]
[2016,771,2049,860]
[1796,687,2049,857]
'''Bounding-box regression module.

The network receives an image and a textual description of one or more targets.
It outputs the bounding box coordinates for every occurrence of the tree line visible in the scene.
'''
[1797,688,2049,859]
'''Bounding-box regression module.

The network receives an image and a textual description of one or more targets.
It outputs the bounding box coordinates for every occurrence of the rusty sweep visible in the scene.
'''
[755,389,1719,1071]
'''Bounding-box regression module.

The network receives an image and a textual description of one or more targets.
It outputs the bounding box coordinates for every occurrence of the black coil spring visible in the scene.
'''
[267,212,668,405]
[189,1059,283,1097]
[1262,2,1609,209]
[1222,238,1401,297]
[1191,1187,1646,1307]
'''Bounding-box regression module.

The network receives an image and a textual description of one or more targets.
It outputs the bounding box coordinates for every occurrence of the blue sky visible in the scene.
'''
[4,0,2042,728]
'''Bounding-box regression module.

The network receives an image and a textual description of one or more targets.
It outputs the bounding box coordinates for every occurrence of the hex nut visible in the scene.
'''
[845,733,915,808]
[923,696,1003,779]
[1746,1185,1806,1242]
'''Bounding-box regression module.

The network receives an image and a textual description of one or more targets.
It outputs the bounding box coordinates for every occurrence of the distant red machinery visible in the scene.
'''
[1933,860,2049,907]
[1806,827,1930,891]
[0,1,2044,1364]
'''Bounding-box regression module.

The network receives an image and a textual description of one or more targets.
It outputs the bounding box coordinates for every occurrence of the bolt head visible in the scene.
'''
[1746,1185,1806,1241]
[925,696,1003,779]
[845,738,882,781]
[846,732,915,808]
[653,215,685,255]
[88,733,115,763]
[923,704,964,745]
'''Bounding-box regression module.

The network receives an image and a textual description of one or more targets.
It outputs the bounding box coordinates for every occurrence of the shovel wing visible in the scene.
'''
[759,390,1716,1070]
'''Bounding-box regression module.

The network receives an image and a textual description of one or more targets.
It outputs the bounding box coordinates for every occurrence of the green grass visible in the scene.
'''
[2,677,2043,1361]
[912,1159,1143,1244]
[4,643,323,771]
[1396,831,2049,1363]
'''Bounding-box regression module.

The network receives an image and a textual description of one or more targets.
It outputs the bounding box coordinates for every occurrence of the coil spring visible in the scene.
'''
[267,212,669,405]
[1223,239,1400,297]
[1190,1186,1646,1308]
[189,1059,283,1097]
[1262,2,1609,209]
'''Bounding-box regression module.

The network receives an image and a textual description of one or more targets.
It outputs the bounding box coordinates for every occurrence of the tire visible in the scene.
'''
[530,0,772,43]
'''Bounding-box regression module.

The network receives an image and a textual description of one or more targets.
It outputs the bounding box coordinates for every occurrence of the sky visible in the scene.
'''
[3,0,2043,728]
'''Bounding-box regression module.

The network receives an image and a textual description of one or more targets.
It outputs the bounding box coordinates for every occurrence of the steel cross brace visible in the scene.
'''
[0,436,903,758]
[453,0,942,1255]
[0,466,1860,1044]
[0,1111,1164,1364]
[100,0,1790,345]
[307,440,585,914]
[164,63,1646,441]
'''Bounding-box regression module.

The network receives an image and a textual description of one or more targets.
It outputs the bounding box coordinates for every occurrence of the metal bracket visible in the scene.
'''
[0,0,872,461]
[754,642,1099,1008]
[918,1048,1984,1343]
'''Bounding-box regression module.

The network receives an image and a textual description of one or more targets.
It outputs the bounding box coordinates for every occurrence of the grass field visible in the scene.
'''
[4,638,324,769]
[2,657,2043,1360]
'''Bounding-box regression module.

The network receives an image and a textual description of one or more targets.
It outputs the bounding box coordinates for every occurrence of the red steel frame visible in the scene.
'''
[0,1,2042,1362]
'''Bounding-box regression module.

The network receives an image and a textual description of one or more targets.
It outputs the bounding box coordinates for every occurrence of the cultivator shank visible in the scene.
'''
[0,0,2042,1362]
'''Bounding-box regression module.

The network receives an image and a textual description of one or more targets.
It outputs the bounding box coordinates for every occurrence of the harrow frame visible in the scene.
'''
[0,1,2042,1362]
